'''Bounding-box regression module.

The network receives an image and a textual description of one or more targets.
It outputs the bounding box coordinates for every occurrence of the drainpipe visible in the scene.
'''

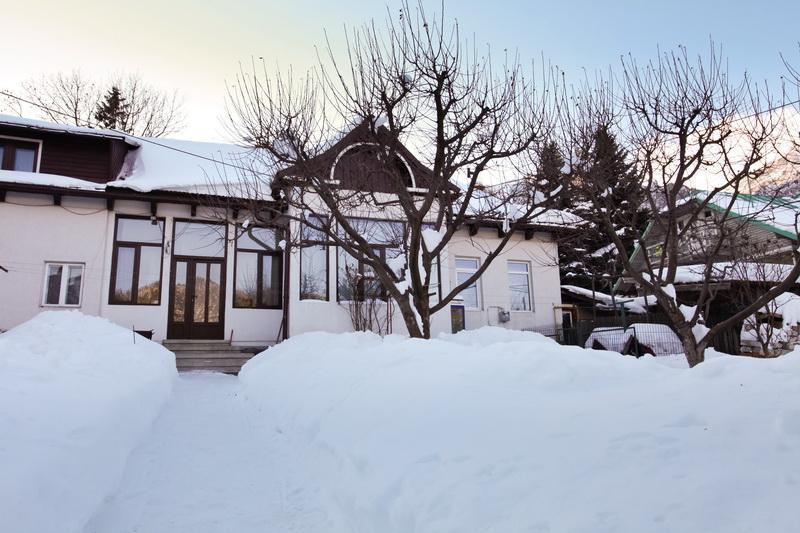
[281,225,291,341]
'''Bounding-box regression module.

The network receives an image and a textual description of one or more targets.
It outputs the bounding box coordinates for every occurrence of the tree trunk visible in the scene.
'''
[394,294,426,338]
[676,324,704,368]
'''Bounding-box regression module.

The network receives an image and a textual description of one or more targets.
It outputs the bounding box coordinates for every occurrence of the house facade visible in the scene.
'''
[1,114,572,355]
[618,193,800,355]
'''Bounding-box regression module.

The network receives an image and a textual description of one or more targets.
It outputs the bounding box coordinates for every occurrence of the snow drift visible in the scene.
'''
[240,327,800,533]
[0,311,176,533]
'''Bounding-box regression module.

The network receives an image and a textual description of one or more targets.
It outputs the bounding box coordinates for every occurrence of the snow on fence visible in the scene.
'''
[527,318,717,357]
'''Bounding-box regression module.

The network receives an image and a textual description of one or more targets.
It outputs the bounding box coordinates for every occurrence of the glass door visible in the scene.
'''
[168,220,227,339]
[168,258,225,339]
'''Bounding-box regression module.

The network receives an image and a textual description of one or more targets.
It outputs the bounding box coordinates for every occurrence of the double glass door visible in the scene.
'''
[168,259,225,339]
[168,221,226,339]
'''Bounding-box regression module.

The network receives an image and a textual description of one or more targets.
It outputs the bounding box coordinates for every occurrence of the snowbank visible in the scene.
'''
[240,329,800,533]
[0,311,176,533]
[240,328,800,533]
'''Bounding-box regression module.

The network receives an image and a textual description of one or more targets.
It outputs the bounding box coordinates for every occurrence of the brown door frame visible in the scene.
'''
[167,219,228,340]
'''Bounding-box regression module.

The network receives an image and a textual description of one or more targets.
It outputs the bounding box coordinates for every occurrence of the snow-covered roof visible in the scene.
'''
[0,169,105,191]
[465,188,583,230]
[690,191,800,240]
[0,114,139,146]
[759,292,800,323]
[0,114,278,199]
[109,138,276,196]
[670,261,796,284]
[561,284,653,314]
[0,114,590,218]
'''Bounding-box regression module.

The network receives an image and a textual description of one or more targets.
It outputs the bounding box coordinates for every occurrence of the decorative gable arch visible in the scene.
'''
[329,141,416,190]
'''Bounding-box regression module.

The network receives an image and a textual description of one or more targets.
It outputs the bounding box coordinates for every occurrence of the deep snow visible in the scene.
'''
[0,312,176,533]
[239,329,800,533]
[4,320,800,533]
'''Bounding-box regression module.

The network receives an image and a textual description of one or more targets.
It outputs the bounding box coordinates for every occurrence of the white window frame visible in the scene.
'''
[455,256,482,310]
[507,260,533,312]
[41,262,85,307]
[0,135,43,172]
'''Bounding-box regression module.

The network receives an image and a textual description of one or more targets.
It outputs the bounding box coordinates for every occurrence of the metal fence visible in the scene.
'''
[526,316,741,356]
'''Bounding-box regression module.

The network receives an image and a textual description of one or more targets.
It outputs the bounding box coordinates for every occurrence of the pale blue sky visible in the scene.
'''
[2,0,798,140]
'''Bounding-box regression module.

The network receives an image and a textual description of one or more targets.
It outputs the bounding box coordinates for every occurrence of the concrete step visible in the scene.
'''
[177,359,252,373]
[174,351,256,360]
[165,339,270,374]
[176,357,253,367]
[166,345,242,353]
[163,338,232,344]
[177,365,245,375]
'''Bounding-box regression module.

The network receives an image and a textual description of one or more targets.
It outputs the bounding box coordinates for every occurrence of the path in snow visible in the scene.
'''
[83,373,330,533]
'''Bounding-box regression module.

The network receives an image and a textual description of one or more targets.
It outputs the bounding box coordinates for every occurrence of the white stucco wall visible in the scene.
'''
[286,241,451,338]
[2,189,563,340]
[0,193,282,343]
[0,193,110,332]
[446,227,563,332]
[286,219,563,337]
[99,201,283,344]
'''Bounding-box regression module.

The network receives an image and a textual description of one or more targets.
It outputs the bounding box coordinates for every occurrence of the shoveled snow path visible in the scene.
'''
[83,372,330,533]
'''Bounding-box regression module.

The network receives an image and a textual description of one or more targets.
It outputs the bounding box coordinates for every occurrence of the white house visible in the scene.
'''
[0,114,575,369]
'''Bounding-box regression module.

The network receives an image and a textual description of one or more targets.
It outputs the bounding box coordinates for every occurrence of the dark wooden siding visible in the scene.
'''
[332,144,414,192]
[275,121,437,194]
[0,125,132,183]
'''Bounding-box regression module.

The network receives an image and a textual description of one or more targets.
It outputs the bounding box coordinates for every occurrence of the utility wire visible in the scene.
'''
[3,88,800,190]
[0,90,273,178]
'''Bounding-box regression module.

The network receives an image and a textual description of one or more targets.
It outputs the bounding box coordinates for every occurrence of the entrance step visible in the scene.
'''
[163,340,270,374]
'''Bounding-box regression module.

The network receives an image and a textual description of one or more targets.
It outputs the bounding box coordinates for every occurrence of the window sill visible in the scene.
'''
[41,304,81,308]
[107,302,162,306]
[336,299,391,304]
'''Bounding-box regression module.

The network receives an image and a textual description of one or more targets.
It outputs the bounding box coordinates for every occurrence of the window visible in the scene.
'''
[234,226,283,308]
[300,217,329,301]
[421,222,442,304]
[0,137,41,172]
[455,257,481,309]
[42,262,84,306]
[336,218,405,301]
[110,216,165,305]
[507,261,532,311]
[337,246,402,301]
[173,221,226,257]
[428,255,442,304]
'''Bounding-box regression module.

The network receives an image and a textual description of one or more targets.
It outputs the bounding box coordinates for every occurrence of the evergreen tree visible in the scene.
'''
[559,125,643,292]
[533,141,568,207]
[94,86,128,130]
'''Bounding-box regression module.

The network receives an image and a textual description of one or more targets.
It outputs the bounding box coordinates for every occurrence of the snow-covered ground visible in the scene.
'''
[3,319,799,532]
[0,312,176,533]
[240,329,800,532]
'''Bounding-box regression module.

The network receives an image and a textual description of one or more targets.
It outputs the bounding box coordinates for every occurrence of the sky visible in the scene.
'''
[1,0,798,142]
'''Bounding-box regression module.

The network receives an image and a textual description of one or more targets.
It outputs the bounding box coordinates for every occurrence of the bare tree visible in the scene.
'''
[339,263,394,334]
[566,44,800,367]
[222,1,563,338]
[11,70,99,126]
[4,70,184,137]
[734,258,800,357]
